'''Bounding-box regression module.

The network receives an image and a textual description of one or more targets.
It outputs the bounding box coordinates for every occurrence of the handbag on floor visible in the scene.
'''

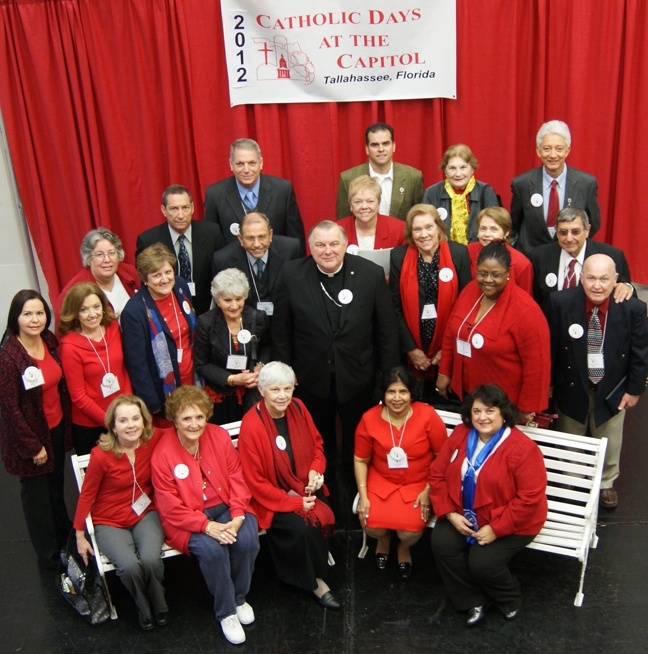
[55,531,110,625]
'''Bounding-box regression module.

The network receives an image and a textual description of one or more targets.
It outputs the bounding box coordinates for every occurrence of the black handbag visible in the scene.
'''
[55,531,111,625]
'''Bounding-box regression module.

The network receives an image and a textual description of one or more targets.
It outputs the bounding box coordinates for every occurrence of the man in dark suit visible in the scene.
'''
[336,123,424,221]
[511,120,601,253]
[135,184,225,314]
[203,138,305,253]
[211,212,300,314]
[529,207,634,307]
[547,254,648,509]
[272,220,400,488]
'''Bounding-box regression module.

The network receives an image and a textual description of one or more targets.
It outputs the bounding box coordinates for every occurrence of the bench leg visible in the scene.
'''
[573,545,590,607]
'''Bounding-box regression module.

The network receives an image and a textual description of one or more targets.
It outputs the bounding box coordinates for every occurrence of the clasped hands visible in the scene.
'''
[447,512,496,545]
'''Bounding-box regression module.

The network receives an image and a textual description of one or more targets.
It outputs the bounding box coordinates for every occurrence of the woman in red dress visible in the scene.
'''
[354,366,447,578]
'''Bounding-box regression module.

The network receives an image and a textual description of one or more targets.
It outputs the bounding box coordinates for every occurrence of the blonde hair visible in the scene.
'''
[99,395,154,455]
[404,204,448,246]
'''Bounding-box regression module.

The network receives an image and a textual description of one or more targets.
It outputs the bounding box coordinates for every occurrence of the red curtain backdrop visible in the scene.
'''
[1,0,647,296]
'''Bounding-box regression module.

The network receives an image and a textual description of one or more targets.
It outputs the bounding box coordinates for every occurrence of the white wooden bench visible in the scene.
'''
[354,411,607,606]
[435,410,607,607]
[71,420,243,619]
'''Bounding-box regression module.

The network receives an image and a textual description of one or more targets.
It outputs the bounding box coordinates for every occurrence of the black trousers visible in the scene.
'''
[431,519,534,613]
[19,422,72,567]
[72,423,104,456]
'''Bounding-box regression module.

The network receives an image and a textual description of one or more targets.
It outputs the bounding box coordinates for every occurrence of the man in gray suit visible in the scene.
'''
[203,138,305,253]
[211,212,300,314]
[336,123,424,221]
[511,120,601,253]
[529,207,633,307]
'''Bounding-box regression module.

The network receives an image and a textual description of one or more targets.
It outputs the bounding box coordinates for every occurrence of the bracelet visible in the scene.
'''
[227,374,235,386]
[358,484,365,488]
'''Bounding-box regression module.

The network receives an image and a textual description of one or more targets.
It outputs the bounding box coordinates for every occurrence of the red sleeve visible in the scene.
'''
[428,428,466,518]
[424,406,450,456]
[72,448,106,531]
[353,413,375,460]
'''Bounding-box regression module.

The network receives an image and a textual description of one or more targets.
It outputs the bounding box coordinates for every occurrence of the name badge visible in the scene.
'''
[439,267,454,283]
[227,354,248,370]
[186,284,196,297]
[471,333,484,349]
[257,301,274,316]
[183,300,192,313]
[101,372,121,398]
[177,348,183,363]
[588,352,604,369]
[531,193,544,207]
[276,435,287,450]
[545,273,558,288]
[132,492,152,516]
[457,338,471,358]
[421,304,437,320]
[569,324,584,339]
[22,365,45,390]
[387,446,409,469]
[437,207,448,222]
[237,329,251,344]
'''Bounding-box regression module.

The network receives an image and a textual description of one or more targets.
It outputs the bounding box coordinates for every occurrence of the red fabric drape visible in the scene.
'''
[1,0,647,297]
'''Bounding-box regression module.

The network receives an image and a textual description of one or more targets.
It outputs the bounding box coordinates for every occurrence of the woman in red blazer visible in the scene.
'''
[436,240,550,422]
[151,386,259,645]
[429,384,547,626]
[238,362,339,610]
[338,175,406,251]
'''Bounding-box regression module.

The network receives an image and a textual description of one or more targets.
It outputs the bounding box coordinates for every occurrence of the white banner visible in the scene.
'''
[220,1,456,106]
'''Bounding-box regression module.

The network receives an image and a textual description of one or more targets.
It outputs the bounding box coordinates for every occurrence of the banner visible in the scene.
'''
[220,0,456,106]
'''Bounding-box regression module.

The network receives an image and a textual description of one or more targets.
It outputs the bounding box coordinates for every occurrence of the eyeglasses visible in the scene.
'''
[92,250,118,260]
[476,271,507,280]
[166,205,192,216]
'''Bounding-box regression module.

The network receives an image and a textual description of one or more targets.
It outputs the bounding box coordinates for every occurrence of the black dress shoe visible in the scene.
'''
[154,611,169,626]
[466,605,488,627]
[375,553,389,570]
[503,608,519,621]
[138,613,154,631]
[398,562,412,579]
[317,591,341,610]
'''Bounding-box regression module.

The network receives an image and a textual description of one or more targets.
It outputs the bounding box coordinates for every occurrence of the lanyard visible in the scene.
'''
[229,319,247,356]
[457,294,496,339]
[129,457,145,505]
[170,294,184,351]
[247,258,262,303]
[386,408,410,450]
[82,329,111,377]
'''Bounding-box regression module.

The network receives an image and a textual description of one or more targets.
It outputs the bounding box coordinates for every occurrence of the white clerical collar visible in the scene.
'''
[316,262,344,277]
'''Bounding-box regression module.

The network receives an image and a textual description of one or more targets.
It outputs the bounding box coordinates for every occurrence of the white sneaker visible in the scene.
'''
[236,601,255,625]
[220,614,245,644]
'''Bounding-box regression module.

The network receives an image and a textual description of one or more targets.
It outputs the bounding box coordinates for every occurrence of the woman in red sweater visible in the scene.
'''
[0,290,72,568]
[59,282,132,455]
[238,362,339,610]
[429,385,547,626]
[74,395,167,631]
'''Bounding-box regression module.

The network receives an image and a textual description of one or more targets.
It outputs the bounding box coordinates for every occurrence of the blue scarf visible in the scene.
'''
[462,426,506,544]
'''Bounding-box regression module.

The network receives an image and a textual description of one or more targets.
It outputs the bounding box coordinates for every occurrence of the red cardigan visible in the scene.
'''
[0,331,72,477]
[151,424,253,554]
[338,214,406,249]
[73,429,162,530]
[428,424,547,537]
[59,321,133,426]
[466,242,534,295]
[238,398,326,530]
[439,280,551,413]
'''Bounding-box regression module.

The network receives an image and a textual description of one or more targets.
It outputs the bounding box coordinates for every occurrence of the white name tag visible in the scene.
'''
[588,352,604,369]
[101,373,121,398]
[421,304,437,319]
[227,354,248,370]
[257,301,274,316]
[132,492,151,516]
[187,283,196,296]
[177,348,183,363]
[457,338,471,358]
[387,446,409,469]
[22,365,45,390]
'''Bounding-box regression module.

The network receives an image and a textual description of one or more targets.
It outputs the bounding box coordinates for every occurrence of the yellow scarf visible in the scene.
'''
[444,175,476,244]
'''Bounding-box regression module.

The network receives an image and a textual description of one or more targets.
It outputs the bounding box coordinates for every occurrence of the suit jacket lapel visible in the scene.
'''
[226,178,245,222]
[567,291,590,392]
[305,261,335,337]
[529,168,549,237]
[256,175,273,214]
[390,163,406,218]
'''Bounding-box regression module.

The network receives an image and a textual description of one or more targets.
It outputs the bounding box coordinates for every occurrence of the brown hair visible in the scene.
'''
[475,207,513,243]
[439,144,479,171]
[58,282,116,335]
[165,386,214,423]
[136,243,177,283]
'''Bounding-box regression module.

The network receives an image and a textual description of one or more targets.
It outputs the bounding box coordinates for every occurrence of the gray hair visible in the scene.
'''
[80,228,125,268]
[258,361,296,390]
[308,220,348,245]
[536,120,571,148]
[229,138,262,162]
[556,207,590,228]
[211,268,250,301]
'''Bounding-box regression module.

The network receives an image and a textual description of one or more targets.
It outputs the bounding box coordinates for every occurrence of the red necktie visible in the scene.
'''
[563,259,577,289]
[547,179,559,227]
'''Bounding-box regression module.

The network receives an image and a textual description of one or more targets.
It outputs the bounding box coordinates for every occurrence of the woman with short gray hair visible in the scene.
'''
[194,268,270,425]
[54,228,140,317]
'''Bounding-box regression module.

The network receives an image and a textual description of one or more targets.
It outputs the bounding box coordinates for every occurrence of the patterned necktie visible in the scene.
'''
[244,191,256,210]
[547,179,559,227]
[177,234,192,282]
[587,307,604,383]
[255,258,265,277]
[564,259,577,289]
